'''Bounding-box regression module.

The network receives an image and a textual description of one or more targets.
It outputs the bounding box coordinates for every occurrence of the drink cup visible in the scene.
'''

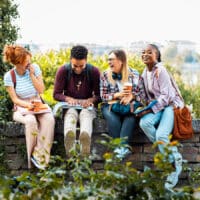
[124,82,132,92]
[32,100,41,107]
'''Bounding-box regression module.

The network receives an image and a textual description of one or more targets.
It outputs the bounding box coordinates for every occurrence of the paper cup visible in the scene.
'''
[124,82,132,92]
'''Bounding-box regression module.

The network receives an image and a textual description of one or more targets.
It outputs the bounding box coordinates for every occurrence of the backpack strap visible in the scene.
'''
[85,63,93,86]
[10,69,16,89]
[64,63,73,85]
[155,67,184,103]
[64,63,94,86]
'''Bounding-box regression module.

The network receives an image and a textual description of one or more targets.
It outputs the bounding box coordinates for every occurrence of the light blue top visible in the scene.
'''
[4,63,41,99]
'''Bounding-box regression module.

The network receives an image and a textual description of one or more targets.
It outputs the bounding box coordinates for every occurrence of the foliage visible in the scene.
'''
[0,140,9,174]
[0,136,197,199]
[32,49,199,118]
[1,48,200,121]
[0,0,19,121]
[0,0,19,76]
[0,77,13,122]
[31,49,145,107]
[174,76,200,118]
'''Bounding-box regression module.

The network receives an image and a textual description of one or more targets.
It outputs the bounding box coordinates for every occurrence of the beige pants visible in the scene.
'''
[63,108,96,140]
[13,111,55,168]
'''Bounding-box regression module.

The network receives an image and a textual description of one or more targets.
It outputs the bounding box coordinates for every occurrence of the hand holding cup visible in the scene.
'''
[123,82,132,96]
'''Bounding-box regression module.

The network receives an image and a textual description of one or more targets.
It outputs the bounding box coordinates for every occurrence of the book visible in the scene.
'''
[53,102,94,116]
[134,100,158,115]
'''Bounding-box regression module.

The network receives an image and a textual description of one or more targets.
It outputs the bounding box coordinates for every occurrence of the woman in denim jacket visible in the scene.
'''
[138,44,184,190]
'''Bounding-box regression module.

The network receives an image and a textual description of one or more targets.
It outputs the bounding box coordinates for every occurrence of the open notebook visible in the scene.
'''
[53,102,94,116]
[134,100,158,115]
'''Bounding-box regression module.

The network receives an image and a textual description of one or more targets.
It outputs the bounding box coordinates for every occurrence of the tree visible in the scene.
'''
[162,43,178,61]
[0,0,19,77]
[0,0,19,121]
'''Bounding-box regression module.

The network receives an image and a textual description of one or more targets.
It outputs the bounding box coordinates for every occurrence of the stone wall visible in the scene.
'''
[0,118,200,184]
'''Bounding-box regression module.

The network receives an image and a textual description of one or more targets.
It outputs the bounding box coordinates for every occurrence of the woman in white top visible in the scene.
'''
[3,45,55,170]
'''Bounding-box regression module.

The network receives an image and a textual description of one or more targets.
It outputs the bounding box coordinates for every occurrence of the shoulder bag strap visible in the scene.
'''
[167,70,184,103]
[10,69,16,89]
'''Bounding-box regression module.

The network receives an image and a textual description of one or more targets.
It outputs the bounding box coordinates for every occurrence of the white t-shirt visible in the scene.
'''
[146,70,153,94]
[4,63,41,99]
[116,80,123,92]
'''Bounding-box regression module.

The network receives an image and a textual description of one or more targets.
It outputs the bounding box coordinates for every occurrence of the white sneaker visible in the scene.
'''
[31,156,46,170]
[114,147,131,159]
[165,153,182,190]
[79,131,91,156]
[65,130,76,156]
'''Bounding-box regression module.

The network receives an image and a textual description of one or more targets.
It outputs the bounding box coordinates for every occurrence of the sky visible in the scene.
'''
[15,0,200,45]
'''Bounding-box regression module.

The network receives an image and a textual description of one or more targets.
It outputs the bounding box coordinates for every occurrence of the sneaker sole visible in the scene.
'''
[65,130,76,156]
[80,132,91,156]
[31,157,45,170]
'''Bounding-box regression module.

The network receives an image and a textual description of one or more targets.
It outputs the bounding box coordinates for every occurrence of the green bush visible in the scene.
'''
[1,49,200,122]
[0,0,19,76]
[33,49,199,118]
[0,78,13,122]
[0,136,196,199]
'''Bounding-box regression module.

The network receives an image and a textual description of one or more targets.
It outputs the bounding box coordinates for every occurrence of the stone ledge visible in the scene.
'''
[0,118,200,143]
[0,118,200,183]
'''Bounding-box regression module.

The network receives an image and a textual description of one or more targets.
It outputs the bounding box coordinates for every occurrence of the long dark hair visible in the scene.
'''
[149,44,162,62]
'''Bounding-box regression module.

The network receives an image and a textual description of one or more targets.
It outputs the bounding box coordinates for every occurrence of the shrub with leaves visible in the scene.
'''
[1,49,200,121]
[0,135,196,199]
[0,78,13,122]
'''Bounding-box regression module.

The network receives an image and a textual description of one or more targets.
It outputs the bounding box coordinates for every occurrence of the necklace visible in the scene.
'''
[76,80,82,91]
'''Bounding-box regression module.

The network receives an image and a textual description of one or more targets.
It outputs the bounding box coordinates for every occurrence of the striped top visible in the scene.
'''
[4,63,41,99]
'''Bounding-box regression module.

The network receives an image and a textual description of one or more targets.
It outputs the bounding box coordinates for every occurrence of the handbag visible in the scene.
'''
[110,101,142,116]
[172,106,193,140]
[168,72,194,140]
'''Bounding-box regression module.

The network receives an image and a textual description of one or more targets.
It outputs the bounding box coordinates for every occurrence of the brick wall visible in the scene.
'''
[0,118,200,184]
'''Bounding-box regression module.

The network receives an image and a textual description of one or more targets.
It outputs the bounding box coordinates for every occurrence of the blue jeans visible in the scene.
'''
[101,104,136,144]
[139,106,179,162]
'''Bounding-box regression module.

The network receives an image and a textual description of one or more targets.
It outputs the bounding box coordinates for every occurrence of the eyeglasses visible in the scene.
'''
[108,58,116,61]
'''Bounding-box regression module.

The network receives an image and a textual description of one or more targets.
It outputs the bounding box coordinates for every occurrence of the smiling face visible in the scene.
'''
[16,55,31,73]
[70,58,87,74]
[108,52,123,74]
[141,45,158,66]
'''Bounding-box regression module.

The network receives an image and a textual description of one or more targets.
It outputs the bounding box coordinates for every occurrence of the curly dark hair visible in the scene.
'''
[149,44,162,62]
[70,45,88,59]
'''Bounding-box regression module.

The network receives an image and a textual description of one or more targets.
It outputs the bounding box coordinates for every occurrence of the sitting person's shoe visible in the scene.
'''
[65,130,76,156]
[114,147,131,160]
[165,153,182,190]
[31,156,46,170]
[79,131,91,156]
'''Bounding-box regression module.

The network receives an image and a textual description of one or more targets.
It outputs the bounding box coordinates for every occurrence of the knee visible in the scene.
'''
[102,106,113,119]
[45,114,55,126]
[139,118,150,129]
[25,115,37,126]
[80,109,90,118]
[65,108,78,119]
